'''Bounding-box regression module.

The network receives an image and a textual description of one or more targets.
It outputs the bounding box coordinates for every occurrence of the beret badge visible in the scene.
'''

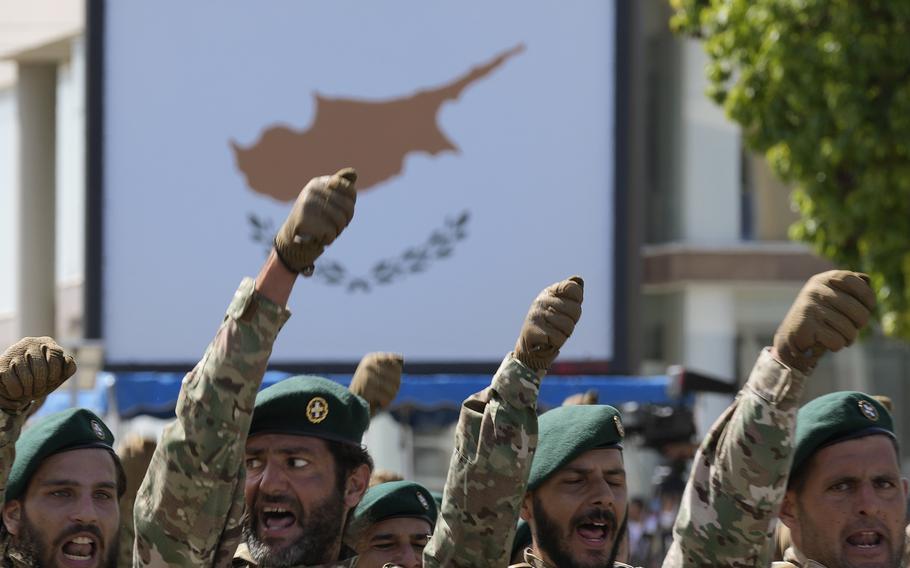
[613,415,625,438]
[307,397,329,424]
[90,419,106,440]
[858,399,879,421]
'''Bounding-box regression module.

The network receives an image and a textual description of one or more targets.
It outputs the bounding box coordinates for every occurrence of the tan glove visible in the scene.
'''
[274,168,358,275]
[0,337,77,411]
[349,352,403,415]
[514,276,584,371]
[563,389,599,406]
[773,270,875,373]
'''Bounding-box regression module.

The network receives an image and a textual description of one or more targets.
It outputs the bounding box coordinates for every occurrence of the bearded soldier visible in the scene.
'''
[232,374,377,567]
[133,168,373,567]
[0,337,124,568]
[423,275,586,568]
[513,404,631,568]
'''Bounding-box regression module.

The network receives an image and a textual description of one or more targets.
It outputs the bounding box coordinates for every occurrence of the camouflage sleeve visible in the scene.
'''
[0,409,29,510]
[662,348,806,568]
[133,278,290,567]
[423,354,540,568]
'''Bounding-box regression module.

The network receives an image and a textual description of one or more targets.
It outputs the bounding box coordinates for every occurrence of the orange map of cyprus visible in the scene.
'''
[231,44,525,201]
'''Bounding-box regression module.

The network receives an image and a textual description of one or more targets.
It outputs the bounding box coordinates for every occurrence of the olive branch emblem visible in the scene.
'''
[249,210,470,293]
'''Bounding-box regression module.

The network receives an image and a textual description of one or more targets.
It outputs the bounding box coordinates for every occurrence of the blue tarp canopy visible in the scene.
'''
[34,371,675,422]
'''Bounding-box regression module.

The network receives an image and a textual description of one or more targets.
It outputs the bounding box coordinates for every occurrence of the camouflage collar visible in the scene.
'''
[510,548,636,568]
[232,543,359,568]
[0,534,34,568]
[782,546,829,568]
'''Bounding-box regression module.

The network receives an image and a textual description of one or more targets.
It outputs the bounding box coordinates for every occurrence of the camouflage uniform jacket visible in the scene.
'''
[0,540,32,568]
[770,546,829,568]
[133,278,291,567]
[510,548,636,568]
[0,409,33,567]
[423,355,541,568]
[662,349,807,568]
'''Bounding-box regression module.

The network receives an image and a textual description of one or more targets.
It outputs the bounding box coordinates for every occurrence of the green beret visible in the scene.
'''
[250,375,370,446]
[352,480,437,529]
[791,391,895,477]
[6,408,117,502]
[528,405,624,491]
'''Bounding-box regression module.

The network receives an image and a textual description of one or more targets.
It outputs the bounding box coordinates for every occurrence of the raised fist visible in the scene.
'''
[0,337,77,411]
[274,168,357,275]
[514,276,584,371]
[773,270,875,373]
[563,389,599,406]
[349,352,404,415]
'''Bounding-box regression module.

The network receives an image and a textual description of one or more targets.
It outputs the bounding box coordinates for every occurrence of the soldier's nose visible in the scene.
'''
[258,463,290,493]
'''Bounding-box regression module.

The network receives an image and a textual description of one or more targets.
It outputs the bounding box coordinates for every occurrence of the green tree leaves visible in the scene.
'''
[672,0,910,338]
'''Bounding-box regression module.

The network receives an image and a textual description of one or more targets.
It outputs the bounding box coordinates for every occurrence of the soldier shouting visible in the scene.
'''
[663,270,882,568]
[133,169,378,567]
[0,337,125,568]
[423,276,586,568]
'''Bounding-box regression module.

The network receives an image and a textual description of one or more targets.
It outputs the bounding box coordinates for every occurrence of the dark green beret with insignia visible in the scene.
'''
[528,404,624,491]
[250,375,370,446]
[352,480,438,528]
[791,391,895,477]
[6,408,117,502]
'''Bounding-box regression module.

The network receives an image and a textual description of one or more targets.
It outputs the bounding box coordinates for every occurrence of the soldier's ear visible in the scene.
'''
[2,500,22,536]
[343,463,371,511]
[778,490,798,531]
[520,492,533,522]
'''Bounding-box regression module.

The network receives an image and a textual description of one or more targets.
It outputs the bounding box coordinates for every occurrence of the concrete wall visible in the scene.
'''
[55,36,86,340]
[0,35,85,347]
[677,39,740,244]
[0,86,17,347]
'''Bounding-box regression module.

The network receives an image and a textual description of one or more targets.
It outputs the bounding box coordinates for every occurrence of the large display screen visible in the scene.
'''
[99,1,616,367]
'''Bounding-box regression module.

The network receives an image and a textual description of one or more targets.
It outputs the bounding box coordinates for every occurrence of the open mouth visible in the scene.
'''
[260,506,298,532]
[576,521,610,546]
[61,535,97,563]
[846,530,884,549]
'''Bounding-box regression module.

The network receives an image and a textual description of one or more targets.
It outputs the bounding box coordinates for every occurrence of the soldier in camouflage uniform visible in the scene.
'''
[423,274,640,568]
[233,374,376,567]
[662,270,878,568]
[775,391,905,568]
[513,403,633,568]
[0,337,124,567]
[423,276,586,568]
[133,167,407,567]
[345,480,437,568]
[424,272,625,568]
[132,164,587,567]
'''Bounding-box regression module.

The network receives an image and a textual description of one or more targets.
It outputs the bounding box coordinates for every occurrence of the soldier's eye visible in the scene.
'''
[245,458,263,469]
[94,490,114,500]
[372,542,395,551]
[50,489,73,498]
[289,458,309,468]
